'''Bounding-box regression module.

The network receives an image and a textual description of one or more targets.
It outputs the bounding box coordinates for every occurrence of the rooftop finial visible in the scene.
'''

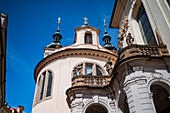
[104,19,107,33]
[57,17,61,31]
[84,17,88,25]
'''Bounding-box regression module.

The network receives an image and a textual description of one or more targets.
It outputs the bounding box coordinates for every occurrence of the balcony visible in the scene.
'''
[119,44,169,60]
[72,75,110,87]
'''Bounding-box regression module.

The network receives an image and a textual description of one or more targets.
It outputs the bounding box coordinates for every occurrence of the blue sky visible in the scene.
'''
[1,0,118,112]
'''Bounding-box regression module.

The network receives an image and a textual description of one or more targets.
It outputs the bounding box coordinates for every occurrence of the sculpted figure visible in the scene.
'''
[104,58,113,74]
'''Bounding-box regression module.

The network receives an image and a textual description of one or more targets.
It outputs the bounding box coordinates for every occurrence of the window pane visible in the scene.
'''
[96,67,103,76]
[86,64,93,75]
[46,71,53,97]
[137,4,157,45]
[40,72,46,100]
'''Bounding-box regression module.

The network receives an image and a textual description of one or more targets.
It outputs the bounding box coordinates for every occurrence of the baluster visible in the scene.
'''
[103,79,106,85]
[94,77,96,85]
[100,78,103,85]
[88,77,90,85]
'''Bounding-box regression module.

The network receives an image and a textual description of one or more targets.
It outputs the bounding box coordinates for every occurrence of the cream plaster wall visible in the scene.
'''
[32,55,109,113]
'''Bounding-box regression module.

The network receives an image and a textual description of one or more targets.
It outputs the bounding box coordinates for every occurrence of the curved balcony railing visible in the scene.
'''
[72,75,110,87]
[119,44,169,60]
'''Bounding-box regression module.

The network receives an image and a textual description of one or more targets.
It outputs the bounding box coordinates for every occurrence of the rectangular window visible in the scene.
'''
[85,34,92,44]
[46,72,53,97]
[137,4,157,45]
[86,64,93,75]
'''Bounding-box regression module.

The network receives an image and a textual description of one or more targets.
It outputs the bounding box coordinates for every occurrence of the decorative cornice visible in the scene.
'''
[34,48,117,82]
[66,85,112,108]
[75,25,100,35]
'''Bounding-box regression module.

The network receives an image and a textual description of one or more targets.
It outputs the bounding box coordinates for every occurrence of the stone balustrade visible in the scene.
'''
[72,75,110,87]
[119,44,169,60]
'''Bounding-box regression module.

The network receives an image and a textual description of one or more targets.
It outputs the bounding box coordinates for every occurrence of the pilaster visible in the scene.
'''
[123,67,155,113]
[70,94,83,113]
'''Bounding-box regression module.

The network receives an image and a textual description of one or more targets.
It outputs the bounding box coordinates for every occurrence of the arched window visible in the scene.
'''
[46,71,53,97]
[36,70,53,104]
[85,32,92,44]
[36,76,41,102]
[96,66,103,76]
[151,84,170,113]
[85,104,108,113]
[73,63,104,76]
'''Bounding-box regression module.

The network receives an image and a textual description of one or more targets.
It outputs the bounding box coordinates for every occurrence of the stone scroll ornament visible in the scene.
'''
[118,16,129,49]
[104,58,113,75]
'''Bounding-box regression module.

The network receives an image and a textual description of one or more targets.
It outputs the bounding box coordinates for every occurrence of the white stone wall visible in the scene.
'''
[119,0,170,50]
[70,94,116,113]
[123,67,170,113]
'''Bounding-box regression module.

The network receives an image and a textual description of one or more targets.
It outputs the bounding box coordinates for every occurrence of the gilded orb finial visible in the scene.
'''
[104,19,107,33]
[57,17,61,31]
[84,17,88,25]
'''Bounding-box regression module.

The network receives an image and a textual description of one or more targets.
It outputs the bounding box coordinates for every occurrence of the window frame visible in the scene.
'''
[137,4,157,45]
[84,31,93,44]
[34,70,54,106]
[73,62,106,77]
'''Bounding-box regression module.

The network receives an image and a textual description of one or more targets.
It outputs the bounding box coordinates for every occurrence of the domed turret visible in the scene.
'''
[47,17,63,48]
[102,19,117,51]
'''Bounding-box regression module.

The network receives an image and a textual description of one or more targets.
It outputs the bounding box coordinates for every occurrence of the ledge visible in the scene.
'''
[118,44,169,61]
[72,75,111,87]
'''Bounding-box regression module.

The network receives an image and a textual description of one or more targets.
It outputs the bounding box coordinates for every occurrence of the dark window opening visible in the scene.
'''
[167,0,170,6]
[85,32,92,44]
[40,72,46,100]
[151,84,170,113]
[46,71,53,97]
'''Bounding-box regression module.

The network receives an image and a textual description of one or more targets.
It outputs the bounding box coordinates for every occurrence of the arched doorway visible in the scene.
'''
[151,83,170,113]
[85,104,108,113]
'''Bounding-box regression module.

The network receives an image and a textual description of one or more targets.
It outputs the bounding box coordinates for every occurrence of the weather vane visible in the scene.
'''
[57,17,61,31]
[104,19,107,33]
[84,17,88,25]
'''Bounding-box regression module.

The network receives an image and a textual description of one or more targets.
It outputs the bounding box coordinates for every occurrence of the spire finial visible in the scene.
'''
[104,19,107,33]
[84,17,88,25]
[57,17,61,31]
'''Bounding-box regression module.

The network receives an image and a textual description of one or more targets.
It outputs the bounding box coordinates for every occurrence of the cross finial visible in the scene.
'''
[57,17,61,31]
[58,17,61,24]
[104,19,107,33]
[84,17,88,25]
[104,19,106,26]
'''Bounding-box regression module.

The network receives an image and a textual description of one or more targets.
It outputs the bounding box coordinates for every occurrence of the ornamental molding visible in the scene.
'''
[34,49,117,82]
[124,76,147,89]
[71,101,84,109]
[118,16,129,49]
[133,66,143,72]
[147,72,170,82]
[109,99,116,111]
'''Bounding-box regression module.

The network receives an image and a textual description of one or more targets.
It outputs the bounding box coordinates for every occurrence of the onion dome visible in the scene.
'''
[47,17,63,48]
[102,19,117,51]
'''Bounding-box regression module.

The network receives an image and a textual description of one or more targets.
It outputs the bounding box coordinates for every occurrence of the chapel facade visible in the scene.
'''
[32,0,170,113]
